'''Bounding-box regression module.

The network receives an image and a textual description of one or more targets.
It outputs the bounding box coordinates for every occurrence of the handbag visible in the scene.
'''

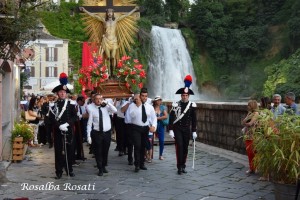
[25,111,37,121]
[162,116,169,126]
[160,105,169,126]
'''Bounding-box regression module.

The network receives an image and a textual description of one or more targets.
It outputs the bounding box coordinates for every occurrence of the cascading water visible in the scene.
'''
[147,26,202,101]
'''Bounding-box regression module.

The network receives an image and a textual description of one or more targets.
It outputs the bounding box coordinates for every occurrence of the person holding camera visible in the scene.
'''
[127,88,157,172]
[86,94,117,176]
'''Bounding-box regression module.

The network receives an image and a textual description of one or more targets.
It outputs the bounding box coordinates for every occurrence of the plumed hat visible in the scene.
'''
[175,75,194,95]
[52,73,71,94]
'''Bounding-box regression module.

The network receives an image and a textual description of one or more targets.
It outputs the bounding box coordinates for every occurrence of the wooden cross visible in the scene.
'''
[80,0,137,14]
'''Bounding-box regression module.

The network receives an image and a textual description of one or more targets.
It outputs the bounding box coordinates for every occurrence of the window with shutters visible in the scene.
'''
[46,47,58,61]
[30,67,35,77]
[46,66,58,77]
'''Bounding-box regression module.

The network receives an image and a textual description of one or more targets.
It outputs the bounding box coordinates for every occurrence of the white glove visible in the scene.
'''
[49,102,54,107]
[77,113,82,119]
[192,132,197,140]
[59,123,69,132]
[169,130,175,138]
[87,136,92,144]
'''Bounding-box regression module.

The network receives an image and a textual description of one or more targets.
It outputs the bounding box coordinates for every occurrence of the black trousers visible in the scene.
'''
[130,124,149,167]
[74,120,84,160]
[80,118,88,140]
[91,130,111,171]
[54,128,74,175]
[174,125,190,169]
[126,124,133,162]
[115,117,125,152]
[45,122,53,145]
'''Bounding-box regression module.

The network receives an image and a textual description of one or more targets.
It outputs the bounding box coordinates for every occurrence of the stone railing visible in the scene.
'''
[167,101,248,154]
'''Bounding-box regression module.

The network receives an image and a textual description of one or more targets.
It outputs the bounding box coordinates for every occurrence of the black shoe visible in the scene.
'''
[49,143,53,149]
[140,165,147,170]
[118,151,124,156]
[177,169,182,175]
[128,161,133,165]
[72,162,80,167]
[114,147,119,151]
[69,172,75,177]
[103,167,108,173]
[55,172,62,179]
[98,170,103,176]
[134,166,140,172]
[181,168,187,173]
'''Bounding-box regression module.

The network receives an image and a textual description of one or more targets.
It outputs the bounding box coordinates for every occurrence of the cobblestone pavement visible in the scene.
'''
[0,140,274,200]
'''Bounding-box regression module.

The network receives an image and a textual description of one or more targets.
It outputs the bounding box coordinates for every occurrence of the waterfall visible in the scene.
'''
[147,26,202,101]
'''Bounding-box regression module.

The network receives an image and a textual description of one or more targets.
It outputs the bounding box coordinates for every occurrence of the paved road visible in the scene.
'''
[0,140,274,200]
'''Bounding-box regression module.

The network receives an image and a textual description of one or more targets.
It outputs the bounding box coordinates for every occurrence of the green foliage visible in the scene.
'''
[0,0,44,61]
[181,28,217,86]
[263,49,300,97]
[139,0,166,26]
[39,1,88,70]
[137,18,152,32]
[253,110,300,184]
[187,0,300,99]
[11,121,34,144]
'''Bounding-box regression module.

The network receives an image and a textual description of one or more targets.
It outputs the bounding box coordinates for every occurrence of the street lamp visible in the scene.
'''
[36,25,43,91]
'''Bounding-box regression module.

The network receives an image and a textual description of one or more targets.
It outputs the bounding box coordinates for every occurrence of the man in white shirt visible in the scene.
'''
[127,88,157,172]
[87,94,117,176]
[121,97,134,165]
[114,98,127,156]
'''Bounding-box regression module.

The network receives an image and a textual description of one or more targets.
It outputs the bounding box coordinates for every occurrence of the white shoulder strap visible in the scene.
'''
[173,101,191,124]
[56,99,68,121]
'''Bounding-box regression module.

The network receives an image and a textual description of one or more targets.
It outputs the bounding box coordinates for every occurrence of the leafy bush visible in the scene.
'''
[11,121,34,144]
[253,110,300,184]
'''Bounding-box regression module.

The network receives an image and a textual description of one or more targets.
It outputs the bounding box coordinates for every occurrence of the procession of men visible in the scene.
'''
[45,73,197,179]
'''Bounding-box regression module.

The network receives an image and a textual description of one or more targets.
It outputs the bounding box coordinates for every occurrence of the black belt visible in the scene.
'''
[130,124,149,129]
[92,129,111,134]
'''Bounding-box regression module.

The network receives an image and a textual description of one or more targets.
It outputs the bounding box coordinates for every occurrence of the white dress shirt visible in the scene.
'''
[116,100,126,118]
[77,104,87,119]
[128,102,157,128]
[122,101,131,124]
[87,103,117,136]
[86,102,95,114]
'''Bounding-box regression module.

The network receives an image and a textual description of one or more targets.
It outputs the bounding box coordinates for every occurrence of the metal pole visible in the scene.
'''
[192,139,195,169]
[39,41,41,90]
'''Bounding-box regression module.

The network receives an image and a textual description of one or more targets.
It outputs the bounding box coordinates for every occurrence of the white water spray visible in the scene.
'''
[147,26,202,101]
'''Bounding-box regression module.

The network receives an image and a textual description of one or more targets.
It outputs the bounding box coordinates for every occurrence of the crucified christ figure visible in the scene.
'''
[80,6,139,76]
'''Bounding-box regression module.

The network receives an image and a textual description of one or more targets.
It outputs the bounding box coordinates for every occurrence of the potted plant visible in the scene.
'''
[252,110,300,200]
[11,121,34,161]
[11,121,34,145]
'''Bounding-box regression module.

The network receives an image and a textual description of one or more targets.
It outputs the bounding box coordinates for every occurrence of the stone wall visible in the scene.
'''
[167,101,248,154]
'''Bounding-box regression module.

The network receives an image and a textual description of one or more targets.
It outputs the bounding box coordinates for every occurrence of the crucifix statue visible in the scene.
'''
[79,0,139,77]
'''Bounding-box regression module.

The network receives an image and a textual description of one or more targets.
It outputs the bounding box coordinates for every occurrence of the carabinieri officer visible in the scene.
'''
[169,75,197,175]
[49,73,78,179]
[87,94,117,176]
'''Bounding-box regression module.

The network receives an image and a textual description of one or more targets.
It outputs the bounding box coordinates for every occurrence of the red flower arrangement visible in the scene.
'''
[78,53,109,90]
[114,56,147,93]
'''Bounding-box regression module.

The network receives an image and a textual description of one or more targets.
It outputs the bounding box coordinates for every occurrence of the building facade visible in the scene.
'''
[24,30,69,94]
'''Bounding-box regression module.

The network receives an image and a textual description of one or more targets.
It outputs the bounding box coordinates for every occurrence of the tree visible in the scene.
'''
[0,0,46,73]
[139,0,166,25]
